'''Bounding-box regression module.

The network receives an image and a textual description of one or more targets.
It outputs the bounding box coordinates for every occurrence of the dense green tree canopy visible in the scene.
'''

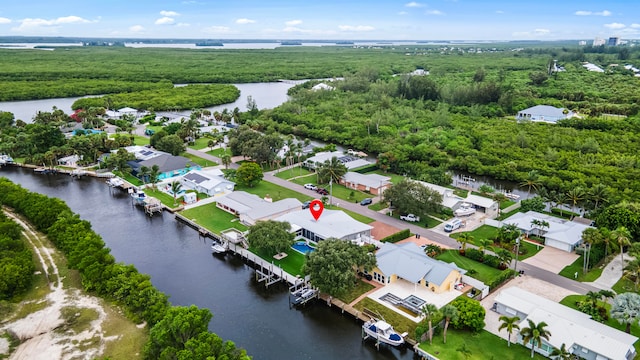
[303,239,376,297]
[235,162,264,188]
[383,179,443,218]
[155,134,185,156]
[450,296,485,332]
[247,220,295,255]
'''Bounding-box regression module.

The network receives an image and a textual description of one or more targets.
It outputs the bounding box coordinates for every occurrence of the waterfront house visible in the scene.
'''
[274,209,373,244]
[57,154,82,167]
[494,287,638,359]
[372,242,464,293]
[515,105,575,124]
[128,153,200,181]
[180,169,235,196]
[216,191,302,226]
[339,172,391,195]
[499,211,592,252]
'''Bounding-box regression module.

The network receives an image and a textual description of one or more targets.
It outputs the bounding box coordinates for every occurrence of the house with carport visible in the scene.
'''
[216,191,302,226]
[494,287,637,360]
[303,151,373,171]
[274,209,373,244]
[499,211,593,252]
[339,172,391,195]
[413,180,499,218]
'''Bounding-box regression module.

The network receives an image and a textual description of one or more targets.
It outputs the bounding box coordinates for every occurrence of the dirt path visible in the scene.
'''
[1,211,112,360]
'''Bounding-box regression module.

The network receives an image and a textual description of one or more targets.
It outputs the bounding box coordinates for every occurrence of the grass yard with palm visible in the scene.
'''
[436,250,503,284]
[180,203,247,234]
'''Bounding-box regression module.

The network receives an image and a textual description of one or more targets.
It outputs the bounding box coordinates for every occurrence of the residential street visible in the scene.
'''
[185,147,601,295]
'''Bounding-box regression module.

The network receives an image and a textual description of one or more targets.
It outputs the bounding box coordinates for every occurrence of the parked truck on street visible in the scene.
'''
[400,214,420,222]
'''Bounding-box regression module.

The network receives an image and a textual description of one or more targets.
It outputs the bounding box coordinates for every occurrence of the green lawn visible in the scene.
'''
[251,247,306,276]
[518,241,543,261]
[340,279,375,304]
[436,250,503,284]
[324,204,375,224]
[237,181,313,202]
[180,203,248,234]
[558,256,604,282]
[188,137,212,150]
[500,200,516,209]
[613,277,636,294]
[273,167,313,180]
[145,125,163,134]
[368,202,387,212]
[145,188,183,208]
[451,225,499,242]
[353,297,419,336]
[497,208,521,221]
[206,147,232,158]
[112,171,143,186]
[180,152,217,167]
[290,174,318,186]
[424,216,442,228]
[131,135,149,146]
[560,294,640,355]
[418,328,547,360]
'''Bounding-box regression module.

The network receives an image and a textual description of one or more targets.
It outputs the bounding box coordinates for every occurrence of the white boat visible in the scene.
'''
[106,177,124,188]
[362,319,404,347]
[130,189,147,205]
[505,192,520,200]
[454,202,476,217]
[0,154,14,165]
[211,242,227,254]
[291,287,317,305]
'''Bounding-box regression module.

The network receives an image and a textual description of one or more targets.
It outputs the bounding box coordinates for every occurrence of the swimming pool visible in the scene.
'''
[291,241,315,255]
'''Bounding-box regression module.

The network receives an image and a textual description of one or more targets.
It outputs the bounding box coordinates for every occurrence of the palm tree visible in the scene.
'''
[456,233,474,253]
[566,186,585,217]
[495,248,514,269]
[149,164,161,189]
[170,180,182,206]
[317,156,347,184]
[611,292,640,334]
[519,170,541,198]
[498,315,520,347]
[624,258,640,291]
[585,290,601,308]
[139,165,150,185]
[441,304,458,344]
[221,153,232,169]
[478,239,494,254]
[420,303,440,345]
[581,227,601,273]
[555,192,568,217]
[589,183,609,211]
[520,319,551,358]
[601,228,613,259]
[550,343,572,359]
[612,226,632,275]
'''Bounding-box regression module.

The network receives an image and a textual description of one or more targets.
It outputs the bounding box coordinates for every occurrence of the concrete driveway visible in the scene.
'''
[480,275,579,341]
[522,245,579,274]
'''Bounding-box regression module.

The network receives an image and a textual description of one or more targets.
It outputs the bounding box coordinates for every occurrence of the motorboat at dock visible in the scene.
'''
[362,319,405,347]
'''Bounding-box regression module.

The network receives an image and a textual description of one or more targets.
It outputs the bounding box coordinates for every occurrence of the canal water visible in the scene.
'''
[0,167,415,360]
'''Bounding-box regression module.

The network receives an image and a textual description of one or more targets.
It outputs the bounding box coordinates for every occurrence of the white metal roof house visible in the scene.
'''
[413,180,498,217]
[500,211,592,252]
[516,105,575,124]
[494,287,638,360]
[340,172,391,195]
[303,151,373,170]
[216,191,302,225]
[180,169,235,196]
[274,209,372,243]
[57,154,82,166]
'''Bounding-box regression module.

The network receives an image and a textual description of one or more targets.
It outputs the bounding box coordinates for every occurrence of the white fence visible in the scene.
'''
[461,275,489,299]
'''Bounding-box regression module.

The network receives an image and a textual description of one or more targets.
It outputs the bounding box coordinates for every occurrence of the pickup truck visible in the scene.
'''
[400,214,420,222]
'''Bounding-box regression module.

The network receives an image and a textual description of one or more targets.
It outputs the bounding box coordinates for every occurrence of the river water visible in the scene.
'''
[0,167,415,360]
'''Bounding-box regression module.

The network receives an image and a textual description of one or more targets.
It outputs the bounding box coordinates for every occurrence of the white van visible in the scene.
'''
[444,218,463,233]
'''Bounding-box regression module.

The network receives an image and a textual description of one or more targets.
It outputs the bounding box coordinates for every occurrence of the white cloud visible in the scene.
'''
[604,22,625,29]
[160,10,180,17]
[0,17,12,24]
[285,19,302,26]
[405,2,424,7]
[12,16,92,32]
[426,10,444,15]
[283,26,308,33]
[202,26,231,34]
[235,18,255,24]
[338,25,375,32]
[575,10,611,16]
[631,23,640,28]
[129,25,145,33]
[155,17,175,25]
[534,28,550,35]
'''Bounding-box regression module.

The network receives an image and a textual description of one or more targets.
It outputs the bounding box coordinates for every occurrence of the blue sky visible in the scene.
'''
[0,1,637,40]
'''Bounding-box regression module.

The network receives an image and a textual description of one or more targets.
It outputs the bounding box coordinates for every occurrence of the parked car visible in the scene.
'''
[302,200,311,209]
[304,183,317,191]
[444,218,464,232]
[316,188,329,195]
[360,198,373,206]
[400,214,420,222]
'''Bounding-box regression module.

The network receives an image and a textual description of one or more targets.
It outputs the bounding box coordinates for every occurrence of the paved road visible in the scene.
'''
[186,147,600,295]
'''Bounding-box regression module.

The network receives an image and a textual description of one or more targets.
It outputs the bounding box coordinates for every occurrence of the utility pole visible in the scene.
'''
[329,179,333,206]
[514,236,521,274]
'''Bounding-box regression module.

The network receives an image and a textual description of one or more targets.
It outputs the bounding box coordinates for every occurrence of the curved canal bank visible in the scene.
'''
[0,167,416,360]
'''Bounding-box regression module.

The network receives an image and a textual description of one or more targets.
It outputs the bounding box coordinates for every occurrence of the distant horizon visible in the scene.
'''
[0,1,638,41]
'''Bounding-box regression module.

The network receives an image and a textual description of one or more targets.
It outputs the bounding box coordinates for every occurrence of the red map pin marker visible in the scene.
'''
[309,199,324,221]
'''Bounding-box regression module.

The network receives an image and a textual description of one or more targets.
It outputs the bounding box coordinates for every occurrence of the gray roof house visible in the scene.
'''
[494,287,638,360]
[216,191,302,225]
[340,172,391,195]
[516,105,575,124]
[413,180,498,217]
[500,211,592,252]
[180,169,235,196]
[274,209,372,243]
[129,153,200,181]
